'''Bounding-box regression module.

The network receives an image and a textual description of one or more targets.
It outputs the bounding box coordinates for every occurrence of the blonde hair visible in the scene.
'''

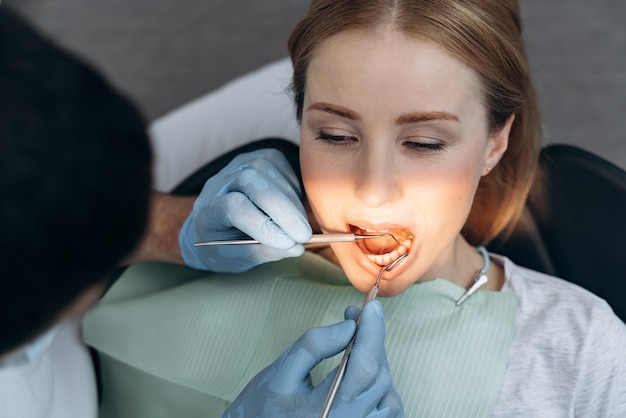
[288,0,541,245]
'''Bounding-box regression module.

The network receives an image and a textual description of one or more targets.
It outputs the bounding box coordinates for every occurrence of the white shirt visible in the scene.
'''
[493,256,626,417]
[0,318,98,418]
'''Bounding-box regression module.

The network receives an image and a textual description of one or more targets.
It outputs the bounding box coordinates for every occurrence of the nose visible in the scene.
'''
[353,147,401,208]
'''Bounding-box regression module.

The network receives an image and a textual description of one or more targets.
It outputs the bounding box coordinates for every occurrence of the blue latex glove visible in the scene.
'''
[223,301,404,418]
[179,148,312,272]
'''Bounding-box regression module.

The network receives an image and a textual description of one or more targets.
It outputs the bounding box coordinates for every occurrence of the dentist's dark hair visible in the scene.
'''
[0,6,152,354]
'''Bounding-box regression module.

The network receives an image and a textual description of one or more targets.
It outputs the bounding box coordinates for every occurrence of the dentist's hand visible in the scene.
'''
[179,148,312,272]
[223,301,404,418]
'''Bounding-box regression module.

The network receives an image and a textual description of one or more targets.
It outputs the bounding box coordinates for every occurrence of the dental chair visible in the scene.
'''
[488,144,626,322]
[170,140,626,323]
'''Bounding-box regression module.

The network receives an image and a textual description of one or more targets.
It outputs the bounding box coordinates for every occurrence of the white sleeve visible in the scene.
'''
[148,57,300,192]
[49,319,98,418]
[574,305,626,416]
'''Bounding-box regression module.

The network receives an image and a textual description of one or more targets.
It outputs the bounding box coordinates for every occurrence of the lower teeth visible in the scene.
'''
[367,245,408,266]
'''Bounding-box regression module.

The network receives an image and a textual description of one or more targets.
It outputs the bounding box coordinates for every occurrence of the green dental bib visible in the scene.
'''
[383,279,517,417]
[84,252,517,418]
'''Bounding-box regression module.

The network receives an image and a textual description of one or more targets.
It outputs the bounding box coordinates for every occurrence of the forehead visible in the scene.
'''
[305,29,485,118]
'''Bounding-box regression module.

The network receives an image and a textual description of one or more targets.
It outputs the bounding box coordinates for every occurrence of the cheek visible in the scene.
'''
[438,163,481,204]
[301,149,348,222]
[406,159,482,234]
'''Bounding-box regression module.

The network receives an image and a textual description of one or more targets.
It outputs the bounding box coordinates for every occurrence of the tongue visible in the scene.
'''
[361,235,399,255]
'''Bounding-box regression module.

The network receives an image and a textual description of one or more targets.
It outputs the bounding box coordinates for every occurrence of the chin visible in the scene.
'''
[333,240,415,296]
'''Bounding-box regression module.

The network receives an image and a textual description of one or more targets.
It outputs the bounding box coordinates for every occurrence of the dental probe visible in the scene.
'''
[194,232,399,247]
[319,253,409,418]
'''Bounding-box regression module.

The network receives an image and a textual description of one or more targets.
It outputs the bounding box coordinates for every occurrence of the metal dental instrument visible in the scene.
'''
[319,252,409,418]
[194,232,400,247]
[455,246,490,306]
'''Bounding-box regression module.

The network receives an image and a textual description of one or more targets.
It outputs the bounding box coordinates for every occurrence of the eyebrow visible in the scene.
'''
[307,102,360,120]
[307,102,459,124]
[396,111,459,125]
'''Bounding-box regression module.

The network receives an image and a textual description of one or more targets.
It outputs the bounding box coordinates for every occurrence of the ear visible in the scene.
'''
[482,114,514,176]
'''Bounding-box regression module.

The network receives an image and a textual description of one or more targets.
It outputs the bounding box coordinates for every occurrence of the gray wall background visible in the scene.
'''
[6,0,626,169]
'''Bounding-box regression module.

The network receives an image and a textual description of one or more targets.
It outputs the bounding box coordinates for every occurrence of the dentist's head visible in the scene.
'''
[0,6,152,358]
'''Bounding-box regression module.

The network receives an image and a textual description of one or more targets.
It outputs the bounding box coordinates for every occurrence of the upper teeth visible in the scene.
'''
[365,228,389,233]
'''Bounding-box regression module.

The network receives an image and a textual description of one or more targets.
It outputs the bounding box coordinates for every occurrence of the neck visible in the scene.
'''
[425,237,504,292]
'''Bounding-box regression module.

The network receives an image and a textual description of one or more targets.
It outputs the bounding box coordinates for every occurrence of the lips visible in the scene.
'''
[349,225,414,267]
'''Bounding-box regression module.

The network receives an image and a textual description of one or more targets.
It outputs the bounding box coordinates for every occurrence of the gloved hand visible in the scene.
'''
[222,300,404,418]
[179,148,312,272]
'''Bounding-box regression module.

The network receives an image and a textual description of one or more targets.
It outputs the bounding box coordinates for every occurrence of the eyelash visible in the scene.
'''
[315,131,446,155]
[316,132,357,144]
[403,141,446,155]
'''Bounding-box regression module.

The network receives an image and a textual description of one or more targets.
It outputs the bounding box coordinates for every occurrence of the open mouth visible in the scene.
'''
[350,225,414,266]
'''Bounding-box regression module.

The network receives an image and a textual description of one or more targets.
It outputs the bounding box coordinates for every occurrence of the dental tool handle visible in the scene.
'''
[319,285,378,418]
[194,233,357,247]
[320,253,407,417]
[194,238,258,246]
[306,233,357,244]
[365,284,379,302]
[319,337,352,418]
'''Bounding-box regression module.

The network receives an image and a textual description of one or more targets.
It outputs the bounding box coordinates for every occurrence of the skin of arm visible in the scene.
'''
[124,191,195,265]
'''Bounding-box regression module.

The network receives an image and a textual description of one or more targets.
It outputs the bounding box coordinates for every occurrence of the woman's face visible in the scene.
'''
[300,29,510,296]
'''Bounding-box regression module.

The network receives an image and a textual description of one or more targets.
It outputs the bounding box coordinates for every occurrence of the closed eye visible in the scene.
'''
[403,141,446,155]
[316,131,358,144]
